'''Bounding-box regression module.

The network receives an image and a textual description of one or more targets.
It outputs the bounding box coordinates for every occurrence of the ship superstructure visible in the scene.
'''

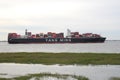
[8,29,106,43]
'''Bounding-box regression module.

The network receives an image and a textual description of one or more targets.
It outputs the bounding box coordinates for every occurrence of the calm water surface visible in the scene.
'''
[0,41,120,80]
[0,63,120,80]
[0,40,120,53]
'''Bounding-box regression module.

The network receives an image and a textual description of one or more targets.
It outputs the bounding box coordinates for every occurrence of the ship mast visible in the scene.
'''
[25,29,27,35]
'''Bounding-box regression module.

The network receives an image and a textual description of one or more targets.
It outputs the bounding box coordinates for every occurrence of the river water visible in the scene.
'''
[0,40,120,53]
[0,63,120,80]
[0,41,120,80]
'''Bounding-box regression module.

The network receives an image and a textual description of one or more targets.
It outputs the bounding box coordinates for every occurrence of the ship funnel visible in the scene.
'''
[25,29,27,35]
[67,29,71,38]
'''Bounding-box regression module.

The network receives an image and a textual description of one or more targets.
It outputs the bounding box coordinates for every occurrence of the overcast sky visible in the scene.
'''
[0,0,120,40]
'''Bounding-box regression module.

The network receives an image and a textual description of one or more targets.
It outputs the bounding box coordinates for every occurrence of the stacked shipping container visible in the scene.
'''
[8,31,101,39]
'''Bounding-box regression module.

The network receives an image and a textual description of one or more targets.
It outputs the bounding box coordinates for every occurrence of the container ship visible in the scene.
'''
[8,29,106,44]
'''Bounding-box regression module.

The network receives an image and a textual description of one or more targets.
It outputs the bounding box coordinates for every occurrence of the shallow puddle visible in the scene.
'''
[0,63,120,80]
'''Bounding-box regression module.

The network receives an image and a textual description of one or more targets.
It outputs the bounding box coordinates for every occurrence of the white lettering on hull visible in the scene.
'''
[46,39,58,42]
[46,38,71,42]
[60,39,71,42]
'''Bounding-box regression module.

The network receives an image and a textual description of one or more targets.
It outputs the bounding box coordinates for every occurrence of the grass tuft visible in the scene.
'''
[0,73,89,80]
[110,77,120,80]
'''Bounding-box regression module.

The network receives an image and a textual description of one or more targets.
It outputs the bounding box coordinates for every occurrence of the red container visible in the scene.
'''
[44,34,48,38]
[36,34,40,38]
[32,35,36,38]
[8,33,17,38]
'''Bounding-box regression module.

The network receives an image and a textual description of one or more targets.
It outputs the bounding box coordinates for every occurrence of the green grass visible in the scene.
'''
[0,73,88,80]
[110,77,120,80]
[0,52,120,65]
[0,78,9,80]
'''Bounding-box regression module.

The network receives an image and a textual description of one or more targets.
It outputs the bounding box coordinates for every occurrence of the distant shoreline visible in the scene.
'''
[0,41,7,42]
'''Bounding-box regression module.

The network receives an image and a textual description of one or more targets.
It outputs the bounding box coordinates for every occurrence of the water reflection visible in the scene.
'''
[30,76,78,80]
[0,63,120,80]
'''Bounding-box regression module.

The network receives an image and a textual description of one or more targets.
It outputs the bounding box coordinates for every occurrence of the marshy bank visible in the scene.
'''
[0,52,120,65]
[0,63,120,80]
[0,52,120,80]
[0,73,88,80]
